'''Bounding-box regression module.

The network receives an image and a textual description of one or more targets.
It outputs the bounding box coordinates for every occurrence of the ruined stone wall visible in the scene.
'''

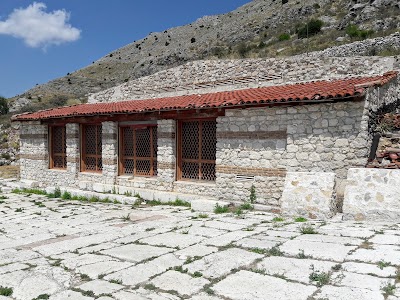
[88,56,395,103]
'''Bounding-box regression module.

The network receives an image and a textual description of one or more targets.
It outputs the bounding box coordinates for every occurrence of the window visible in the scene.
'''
[49,125,66,169]
[178,119,217,181]
[81,124,102,172]
[119,125,157,176]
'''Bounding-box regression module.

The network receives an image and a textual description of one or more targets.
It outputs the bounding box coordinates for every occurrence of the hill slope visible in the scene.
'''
[9,0,400,110]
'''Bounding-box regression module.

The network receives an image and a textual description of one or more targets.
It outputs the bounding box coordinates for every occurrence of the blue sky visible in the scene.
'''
[0,0,250,98]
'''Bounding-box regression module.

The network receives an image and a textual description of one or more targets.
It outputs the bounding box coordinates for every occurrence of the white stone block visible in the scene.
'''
[280,172,337,220]
[93,183,114,193]
[78,181,91,191]
[20,180,39,188]
[343,168,400,221]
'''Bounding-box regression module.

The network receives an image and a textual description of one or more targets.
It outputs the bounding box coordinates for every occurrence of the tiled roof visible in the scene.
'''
[12,71,398,121]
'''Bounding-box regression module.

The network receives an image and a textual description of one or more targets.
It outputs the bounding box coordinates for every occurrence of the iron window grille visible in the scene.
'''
[49,125,66,169]
[81,124,102,172]
[178,119,217,181]
[119,125,157,177]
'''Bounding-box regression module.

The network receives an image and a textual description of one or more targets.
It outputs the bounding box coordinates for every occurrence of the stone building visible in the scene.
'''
[12,56,400,218]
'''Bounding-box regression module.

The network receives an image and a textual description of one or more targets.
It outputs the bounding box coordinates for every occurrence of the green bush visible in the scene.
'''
[345,24,373,40]
[297,19,323,39]
[278,33,291,41]
[0,97,9,115]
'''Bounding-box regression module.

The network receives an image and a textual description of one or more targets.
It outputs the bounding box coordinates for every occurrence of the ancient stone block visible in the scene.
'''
[280,172,337,220]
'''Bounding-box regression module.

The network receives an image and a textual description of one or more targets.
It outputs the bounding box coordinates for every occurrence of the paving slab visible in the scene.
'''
[314,285,385,300]
[201,231,256,247]
[100,243,173,263]
[256,256,336,284]
[139,232,204,248]
[151,270,209,296]
[49,290,94,299]
[78,279,124,296]
[341,261,397,277]
[105,253,182,285]
[347,245,400,264]
[280,239,357,262]
[331,271,394,291]
[186,248,263,279]
[76,260,133,279]
[213,270,316,300]
[174,244,218,259]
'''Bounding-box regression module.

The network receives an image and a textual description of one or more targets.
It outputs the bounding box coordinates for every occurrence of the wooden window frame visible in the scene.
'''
[118,124,157,177]
[81,124,102,173]
[177,118,217,182]
[49,125,67,170]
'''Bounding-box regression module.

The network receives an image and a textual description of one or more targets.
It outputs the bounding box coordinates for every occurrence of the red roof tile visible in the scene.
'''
[12,71,398,121]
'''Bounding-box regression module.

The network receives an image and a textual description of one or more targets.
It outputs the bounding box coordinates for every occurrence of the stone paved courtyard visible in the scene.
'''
[1,192,400,300]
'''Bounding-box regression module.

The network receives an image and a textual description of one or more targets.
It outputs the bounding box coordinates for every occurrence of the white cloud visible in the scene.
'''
[0,2,81,48]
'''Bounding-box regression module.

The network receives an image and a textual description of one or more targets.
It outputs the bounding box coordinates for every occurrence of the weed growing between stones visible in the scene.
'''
[143,283,157,291]
[214,203,229,214]
[272,216,284,222]
[294,216,307,222]
[32,294,50,300]
[296,249,309,259]
[309,266,331,287]
[378,260,391,270]
[80,273,90,281]
[15,207,23,212]
[110,279,122,284]
[240,202,254,210]
[12,188,47,195]
[121,214,130,221]
[250,246,283,256]
[0,286,13,296]
[300,224,319,234]
[381,282,396,296]
[198,213,209,218]
[332,264,342,271]
[193,271,203,277]
[184,256,202,264]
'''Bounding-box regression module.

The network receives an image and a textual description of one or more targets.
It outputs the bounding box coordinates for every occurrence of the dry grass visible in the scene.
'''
[0,165,19,179]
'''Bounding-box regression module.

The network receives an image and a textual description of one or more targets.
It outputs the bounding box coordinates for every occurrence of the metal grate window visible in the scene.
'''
[49,125,66,169]
[178,119,217,181]
[119,125,157,176]
[81,124,102,172]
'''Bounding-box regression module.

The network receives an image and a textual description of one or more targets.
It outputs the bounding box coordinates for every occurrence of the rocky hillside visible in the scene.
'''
[8,0,399,111]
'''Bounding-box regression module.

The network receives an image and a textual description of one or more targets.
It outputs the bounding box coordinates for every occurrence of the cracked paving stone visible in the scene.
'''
[49,290,94,299]
[256,256,336,284]
[213,270,316,300]
[341,261,397,277]
[174,244,218,259]
[235,237,281,249]
[105,253,182,286]
[185,248,263,279]
[294,234,363,246]
[76,260,133,279]
[0,262,30,275]
[370,234,400,245]
[62,253,118,269]
[314,285,385,300]
[280,239,357,262]
[347,245,400,264]
[151,270,209,296]
[201,230,256,247]
[77,279,124,296]
[331,271,394,291]
[138,232,205,248]
[100,243,173,263]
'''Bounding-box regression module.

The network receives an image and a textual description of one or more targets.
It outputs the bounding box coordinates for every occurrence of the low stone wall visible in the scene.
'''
[280,172,337,220]
[343,168,400,221]
[88,56,395,103]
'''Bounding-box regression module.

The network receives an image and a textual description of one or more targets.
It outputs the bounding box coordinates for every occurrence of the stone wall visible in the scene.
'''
[88,56,395,104]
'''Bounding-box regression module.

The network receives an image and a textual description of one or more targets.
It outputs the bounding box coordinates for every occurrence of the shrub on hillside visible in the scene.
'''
[297,19,323,39]
[278,33,291,41]
[346,24,374,40]
[0,97,9,115]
